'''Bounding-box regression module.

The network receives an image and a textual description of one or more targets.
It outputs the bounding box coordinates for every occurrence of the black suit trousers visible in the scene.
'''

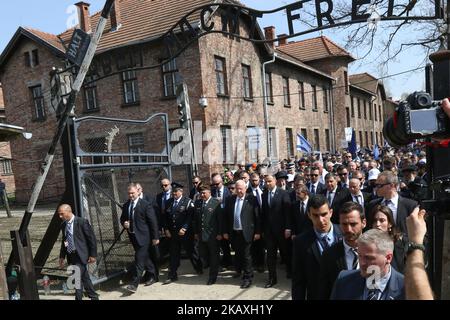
[130,234,155,287]
[251,238,265,267]
[67,252,98,300]
[232,231,253,280]
[265,231,291,279]
[199,239,220,280]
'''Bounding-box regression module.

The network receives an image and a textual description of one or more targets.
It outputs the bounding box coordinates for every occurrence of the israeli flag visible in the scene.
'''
[297,134,312,153]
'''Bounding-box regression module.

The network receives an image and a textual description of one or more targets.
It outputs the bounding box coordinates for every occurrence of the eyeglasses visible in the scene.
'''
[161,184,170,187]
[375,182,391,188]
[228,187,235,190]
[310,174,319,177]
[339,173,348,176]
[193,181,200,184]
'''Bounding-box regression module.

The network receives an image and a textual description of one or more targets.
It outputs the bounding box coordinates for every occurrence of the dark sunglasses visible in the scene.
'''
[161,184,170,187]
[339,173,348,176]
[310,174,319,177]
[375,182,390,188]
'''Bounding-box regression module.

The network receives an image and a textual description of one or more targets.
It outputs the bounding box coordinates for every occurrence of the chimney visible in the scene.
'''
[110,1,122,31]
[264,26,275,49]
[278,34,288,46]
[75,2,92,33]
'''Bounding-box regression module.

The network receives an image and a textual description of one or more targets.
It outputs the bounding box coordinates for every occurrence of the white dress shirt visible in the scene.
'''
[343,240,359,270]
[383,194,399,222]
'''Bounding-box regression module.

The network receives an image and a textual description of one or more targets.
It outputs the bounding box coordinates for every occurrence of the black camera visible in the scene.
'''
[383,92,450,148]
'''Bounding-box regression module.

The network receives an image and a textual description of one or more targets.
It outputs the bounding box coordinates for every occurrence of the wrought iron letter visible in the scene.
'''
[248,9,263,39]
[178,16,199,42]
[352,0,371,21]
[221,5,241,35]
[200,6,215,32]
[315,0,335,27]
[286,1,310,35]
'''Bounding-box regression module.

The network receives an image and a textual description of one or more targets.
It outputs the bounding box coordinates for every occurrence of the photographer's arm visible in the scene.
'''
[405,208,434,300]
[442,98,450,119]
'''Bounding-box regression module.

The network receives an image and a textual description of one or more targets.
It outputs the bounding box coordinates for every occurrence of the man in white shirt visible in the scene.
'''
[313,160,328,185]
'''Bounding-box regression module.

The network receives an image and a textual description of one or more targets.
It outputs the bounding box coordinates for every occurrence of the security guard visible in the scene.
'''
[162,183,196,284]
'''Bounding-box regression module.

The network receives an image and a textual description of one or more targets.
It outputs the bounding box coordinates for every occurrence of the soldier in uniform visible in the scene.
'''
[193,185,223,285]
[162,183,196,283]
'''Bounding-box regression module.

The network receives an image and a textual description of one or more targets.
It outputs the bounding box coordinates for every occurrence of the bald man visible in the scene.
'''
[58,204,99,300]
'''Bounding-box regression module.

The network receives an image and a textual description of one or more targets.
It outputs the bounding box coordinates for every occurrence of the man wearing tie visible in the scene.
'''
[337,165,350,189]
[162,183,197,283]
[211,173,232,268]
[331,229,405,300]
[291,195,342,300]
[58,204,98,300]
[121,183,159,293]
[261,175,292,288]
[249,172,265,273]
[193,185,223,285]
[156,179,172,258]
[306,167,326,195]
[322,173,352,224]
[367,171,417,234]
[348,178,372,213]
[291,185,312,237]
[318,202,366,299]
[223,180,261,289]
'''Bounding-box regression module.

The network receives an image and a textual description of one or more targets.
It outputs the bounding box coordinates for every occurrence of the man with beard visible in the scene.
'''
[318,202,366,299]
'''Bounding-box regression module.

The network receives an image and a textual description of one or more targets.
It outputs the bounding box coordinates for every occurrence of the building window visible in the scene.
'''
[363,100,367,119]
[376,132,379,145]
[323,87,329,112]
[242,64,253,99]
[344,71,349,94]
[87,137,106,164]
[380,132,384,145]
[325,129,331,151]
[346,108,351,127]
[31,85,45,120]
[122,70,139,105]
[313,129,320,151]
[359,131,363,147]
[285,128,294,158]
[128,133,145,163]
[221,126,232,163]
[379,105,382,122]
[1,159,13,175]
[84,75,99,111]
[374,103,378,121]
[369,102,373,120]
[312,85,318,111]
[265,72,273,104]
[24,49,39,67]
[370,132,374,147]
[351,96,355,117]
[357,99,361,119]
[269,127,278,160]
[365,131,369,148]
[301,128,308,141]
[247,127,259,162]
[215,56,228,95]
[162,59,179,97]
[283,77,290,106]
[298,81,305,110]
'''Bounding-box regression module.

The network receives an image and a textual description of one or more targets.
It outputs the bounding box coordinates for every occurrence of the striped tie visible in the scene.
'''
[66,222,74,253]
[367,289,379,300]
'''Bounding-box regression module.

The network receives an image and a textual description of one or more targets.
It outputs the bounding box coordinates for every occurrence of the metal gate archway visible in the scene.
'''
[72,113,172,284]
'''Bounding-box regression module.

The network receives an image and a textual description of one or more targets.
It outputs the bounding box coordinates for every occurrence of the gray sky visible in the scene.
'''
[0,0,438,99]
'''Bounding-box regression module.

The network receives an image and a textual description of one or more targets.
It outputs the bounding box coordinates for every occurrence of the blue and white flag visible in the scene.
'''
[297,134,312,153]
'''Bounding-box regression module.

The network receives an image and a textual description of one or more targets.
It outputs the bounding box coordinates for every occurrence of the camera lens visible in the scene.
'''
[412,92,432,109]
[382,117,415,148]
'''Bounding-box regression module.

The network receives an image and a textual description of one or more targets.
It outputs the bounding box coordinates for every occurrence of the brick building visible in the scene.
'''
[0,84,16,197]
[0,0,387,203]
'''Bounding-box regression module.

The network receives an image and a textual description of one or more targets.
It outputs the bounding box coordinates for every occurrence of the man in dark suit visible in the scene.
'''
[331,229,405,300]
[248,172,265,273]
[121,183,159,293]
[337,165,350,189]
[223,180,261,289]
[193,185,223,285]
[348,178,372,213]
[291,195,342,300]
[289,175,306,202]
[290,185,312,236]
[189,176,202,200]
[58,204,98,300]
[211,173,232,268]
[156,178,172,259]
[321,173,352,224]
[366,171,417,234]
[318,202,366,299]
[162,183,197,283]
[136,183,160,282]
[306,167,326,195]
[261,175,292,288]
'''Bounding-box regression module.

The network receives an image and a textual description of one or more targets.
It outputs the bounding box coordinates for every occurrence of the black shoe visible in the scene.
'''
[207,278,216,285]
[144,278,156,286]
[240,280,251,289]
[196,269,204,275]
[257,266,265,273]
[163,277,178,285]
[90,295,100,300]
[233,272,242,279]
[126,285,137,293]
[264,279,277,288]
